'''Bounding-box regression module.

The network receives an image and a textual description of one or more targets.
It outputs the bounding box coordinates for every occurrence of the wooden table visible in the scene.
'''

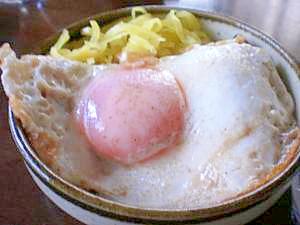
[0,1,299,224]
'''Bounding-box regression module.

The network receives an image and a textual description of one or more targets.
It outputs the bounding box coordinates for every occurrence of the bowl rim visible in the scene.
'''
[8,5,300,223]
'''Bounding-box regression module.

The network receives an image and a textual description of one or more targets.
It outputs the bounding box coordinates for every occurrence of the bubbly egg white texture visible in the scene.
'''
[0,41,295,209]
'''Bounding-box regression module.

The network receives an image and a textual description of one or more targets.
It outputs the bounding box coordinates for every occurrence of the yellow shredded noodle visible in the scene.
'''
[50,7,210,64]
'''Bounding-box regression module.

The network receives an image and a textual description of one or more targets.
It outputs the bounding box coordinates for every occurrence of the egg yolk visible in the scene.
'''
[75,67,186,164]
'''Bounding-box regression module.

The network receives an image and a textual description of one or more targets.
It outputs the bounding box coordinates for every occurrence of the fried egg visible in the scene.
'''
[0,40,299,209]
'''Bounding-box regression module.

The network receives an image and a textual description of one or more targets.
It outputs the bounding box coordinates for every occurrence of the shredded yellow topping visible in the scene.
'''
[50,7,210,64]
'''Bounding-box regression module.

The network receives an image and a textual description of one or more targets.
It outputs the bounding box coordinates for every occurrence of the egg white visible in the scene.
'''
[0,41,295,209]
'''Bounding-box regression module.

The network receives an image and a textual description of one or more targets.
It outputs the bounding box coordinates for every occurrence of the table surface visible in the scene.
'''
[0,0,299,224]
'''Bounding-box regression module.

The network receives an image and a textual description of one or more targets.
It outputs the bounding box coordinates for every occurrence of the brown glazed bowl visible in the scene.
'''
[8,5,300,225]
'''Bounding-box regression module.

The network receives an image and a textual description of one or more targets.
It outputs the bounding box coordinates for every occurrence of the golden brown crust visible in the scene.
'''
[254,127,300,186]
[10,95,58,166]
[28,132,57,166]
[0,44,91,170]
[231,127,300,200]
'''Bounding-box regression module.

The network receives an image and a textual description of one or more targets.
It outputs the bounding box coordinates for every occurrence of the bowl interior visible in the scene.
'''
[10,5,300,222]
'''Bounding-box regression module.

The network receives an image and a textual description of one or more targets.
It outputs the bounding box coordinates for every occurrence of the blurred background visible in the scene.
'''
[0,0,299,61]
[0,1,299,224]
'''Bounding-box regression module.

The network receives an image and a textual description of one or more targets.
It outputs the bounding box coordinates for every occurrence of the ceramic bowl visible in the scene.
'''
[8,5,300,225]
